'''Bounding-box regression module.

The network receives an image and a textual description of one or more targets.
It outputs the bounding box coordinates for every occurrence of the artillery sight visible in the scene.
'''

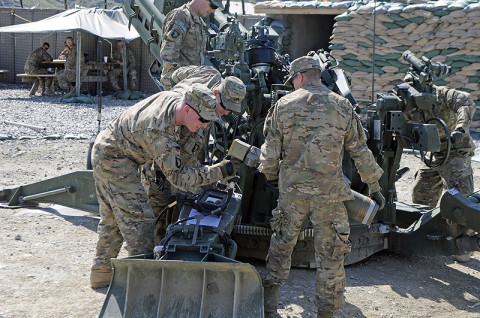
[402,50,451,91]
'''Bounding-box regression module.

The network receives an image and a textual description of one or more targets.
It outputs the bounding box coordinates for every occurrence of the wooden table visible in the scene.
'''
[41,59,66,70]
[17,61,116,95]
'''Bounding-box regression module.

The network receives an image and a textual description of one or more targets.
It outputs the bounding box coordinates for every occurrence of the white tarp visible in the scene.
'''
[0,7,139,41]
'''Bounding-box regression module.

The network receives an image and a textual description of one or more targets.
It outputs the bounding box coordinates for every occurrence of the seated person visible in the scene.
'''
[24,42,54,96]
[107,40,138,91]
[58,37,73,60]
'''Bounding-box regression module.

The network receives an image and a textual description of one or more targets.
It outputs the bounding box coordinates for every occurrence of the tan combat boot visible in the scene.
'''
[90,265,113,288]
[264,285,280,313]
[317,309,334,318]
[44,88,55,96]
[112,82,121,91]
[38,79,46,96]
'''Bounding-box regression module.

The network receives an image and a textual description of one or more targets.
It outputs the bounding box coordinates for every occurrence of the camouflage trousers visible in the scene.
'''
[140,162,177,243]
[56,69,76,91]
[412,154,474,208]
[91,146,157,269]
[108,68,138,91]
[24,66,52,88]
[263,195,351,313]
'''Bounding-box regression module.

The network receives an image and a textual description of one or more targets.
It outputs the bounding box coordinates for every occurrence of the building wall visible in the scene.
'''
[329,1,480,105]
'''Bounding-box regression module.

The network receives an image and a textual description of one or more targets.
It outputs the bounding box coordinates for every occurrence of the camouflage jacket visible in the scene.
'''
[58,47,69,60]
[259,83,383,202]
[64,44,83,74]
[160,3,207,85]
[111,48,136,70]
[403,85,476,156]
[24,47,52,73]
[169,65,223,163]
[95,91,224,192]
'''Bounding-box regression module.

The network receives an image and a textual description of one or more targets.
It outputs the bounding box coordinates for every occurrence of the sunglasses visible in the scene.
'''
[209,0,218,10]
[289,70,306,86]
[186,103,210,124]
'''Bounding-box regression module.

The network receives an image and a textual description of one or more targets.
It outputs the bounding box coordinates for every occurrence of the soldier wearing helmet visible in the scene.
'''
[159,0,224,90]
[90,83,239,289]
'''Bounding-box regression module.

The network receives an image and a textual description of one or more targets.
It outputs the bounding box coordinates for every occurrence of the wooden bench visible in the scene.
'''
[17,73,108,95]
[17,73,56,95]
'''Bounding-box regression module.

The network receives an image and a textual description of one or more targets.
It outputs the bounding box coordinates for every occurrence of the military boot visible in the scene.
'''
[112,81,121,92]
[44,87,55,96]
[264,285,281,313]
[453,252,473,263]
[130,80,138,91]
[90,265,113,288]
[317,309,334,318]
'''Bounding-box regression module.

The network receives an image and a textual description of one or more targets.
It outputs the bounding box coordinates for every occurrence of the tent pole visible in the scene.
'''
[122,40,127,92]
[96,40,103,134]
[75,31,81,97]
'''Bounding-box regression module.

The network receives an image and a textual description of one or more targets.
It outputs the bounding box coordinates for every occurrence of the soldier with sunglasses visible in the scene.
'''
[160,0,224,90]
[142,65,246,242]
[24,42,54,96]
[89,83,239,288]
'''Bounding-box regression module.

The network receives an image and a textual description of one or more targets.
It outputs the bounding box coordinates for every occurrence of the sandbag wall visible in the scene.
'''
[329,0,480,122]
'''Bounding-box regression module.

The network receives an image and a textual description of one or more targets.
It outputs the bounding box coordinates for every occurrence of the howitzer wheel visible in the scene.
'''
[421,117,451,168]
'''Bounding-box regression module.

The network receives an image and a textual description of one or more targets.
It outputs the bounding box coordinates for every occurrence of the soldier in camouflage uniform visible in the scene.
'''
[259,56,385,318]
[144,66,246,239]
[24,42,54,96]
[90,83,240,288]
[58,37,73,60]
[57,38,83,93]
[107,40,138,91]
[159,0,224,90]
[402,82,476,208]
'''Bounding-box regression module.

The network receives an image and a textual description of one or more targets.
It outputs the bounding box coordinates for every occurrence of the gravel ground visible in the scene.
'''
[1,84,480,318]
[1,83,153,140]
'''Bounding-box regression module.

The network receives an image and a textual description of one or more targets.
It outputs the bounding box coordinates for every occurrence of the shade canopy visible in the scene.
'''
[0,7,139,41]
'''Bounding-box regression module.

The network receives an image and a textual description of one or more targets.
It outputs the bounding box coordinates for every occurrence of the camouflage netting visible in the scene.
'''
[329,0,480,125]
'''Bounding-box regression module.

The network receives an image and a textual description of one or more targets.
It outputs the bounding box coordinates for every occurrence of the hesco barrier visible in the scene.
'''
[330,0,480,106]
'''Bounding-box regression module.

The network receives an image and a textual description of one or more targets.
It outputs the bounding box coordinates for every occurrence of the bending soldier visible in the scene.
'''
[107,40,138,91]
[143,65,246,239]
[24,42,54,96]
[402,79,476,208]
[90,84,240,288]
[259,56,384,318]
[159,0,224,90]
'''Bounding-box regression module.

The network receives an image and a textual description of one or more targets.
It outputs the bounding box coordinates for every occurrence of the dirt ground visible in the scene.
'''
[1,139,480,318]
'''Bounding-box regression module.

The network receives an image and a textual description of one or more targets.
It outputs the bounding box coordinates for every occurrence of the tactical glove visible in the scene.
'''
[371,191,385,210]
[230,158,242,174]
[451,129,465,144]
[217,159,235,178]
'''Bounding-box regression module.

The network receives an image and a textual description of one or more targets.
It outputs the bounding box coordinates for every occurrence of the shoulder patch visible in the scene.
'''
[175,20,187,33]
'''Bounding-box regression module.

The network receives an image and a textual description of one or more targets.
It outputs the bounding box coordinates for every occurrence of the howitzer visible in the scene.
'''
[2,4,480,317]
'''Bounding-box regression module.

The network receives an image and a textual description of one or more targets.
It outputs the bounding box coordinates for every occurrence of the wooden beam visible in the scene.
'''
[254,7,347,15]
